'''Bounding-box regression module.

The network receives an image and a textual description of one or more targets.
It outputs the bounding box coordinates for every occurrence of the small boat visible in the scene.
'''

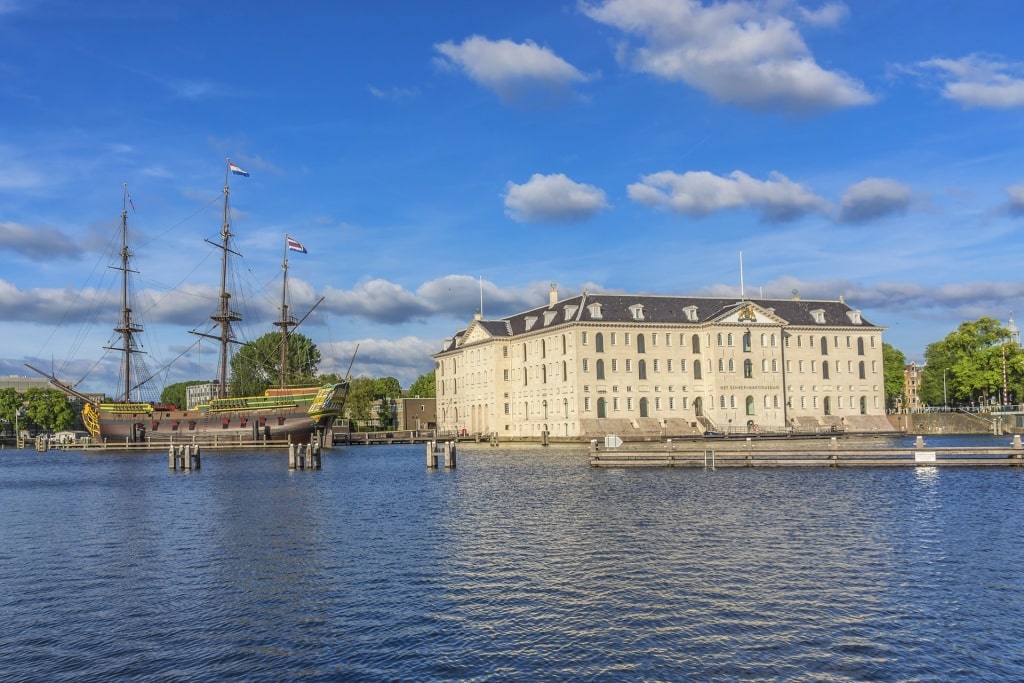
[30,161,347,446]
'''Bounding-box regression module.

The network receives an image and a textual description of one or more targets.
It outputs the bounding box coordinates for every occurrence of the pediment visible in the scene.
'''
[462,321,493,345]
[713,302,787,325]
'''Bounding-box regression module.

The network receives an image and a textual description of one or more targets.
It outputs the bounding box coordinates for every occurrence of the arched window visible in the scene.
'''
[860,396,867,414]
[720,395,726,408]
[562,361,567,382]
[562,334,567,354]
[743,332,751,352]
[718,359,725,372]
[542,365,547,384]
[746,395,755,415]
[597,397,607,418]
[595,333,604,353]
[694,360,703,380]
[728,359,735,372]
[638,359,647,380]
[744,359,753,378]
[857,337,865,355]
[858,361,866,379]
[692,334,701,353]
[637,334,646,353]
[596,359,606,380]
[727,333,734,347]
[717,333,723,346]
[639,397,649,417]
[824,396,832,416]
[694,397,704,417]
[821,336,828,355]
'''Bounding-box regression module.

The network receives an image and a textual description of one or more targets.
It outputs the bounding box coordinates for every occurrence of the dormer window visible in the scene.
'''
[683,305,698,322]
[846,310,863,324]
[524,316,537,331]
[587,303,603,320]
[629,304,645,321]
[810,308,826,324]
[543,310,557,326]
[563,304,578,321]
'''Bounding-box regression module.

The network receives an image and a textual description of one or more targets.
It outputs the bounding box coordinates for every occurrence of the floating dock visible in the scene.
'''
[590,435,1024,468]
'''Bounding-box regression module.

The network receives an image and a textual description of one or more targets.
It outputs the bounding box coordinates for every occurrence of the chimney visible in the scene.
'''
[549,283,558,307]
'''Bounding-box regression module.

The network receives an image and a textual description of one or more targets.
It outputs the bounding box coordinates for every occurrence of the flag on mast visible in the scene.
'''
[228,160,250,177]
[286,235,307,253]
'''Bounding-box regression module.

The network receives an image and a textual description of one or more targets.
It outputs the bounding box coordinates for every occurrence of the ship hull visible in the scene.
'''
[90,405,333,445]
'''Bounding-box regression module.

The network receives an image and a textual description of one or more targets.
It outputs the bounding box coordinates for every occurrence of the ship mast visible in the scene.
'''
[105,183,144,403]
[210,160,243,399]
[274,235,299,389]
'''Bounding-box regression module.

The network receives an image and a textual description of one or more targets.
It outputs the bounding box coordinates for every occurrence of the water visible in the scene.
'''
[2,437,1024,681]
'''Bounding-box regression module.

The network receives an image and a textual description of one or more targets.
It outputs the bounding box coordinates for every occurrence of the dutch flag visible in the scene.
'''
[287,236,307,253]
[228,160,250,177]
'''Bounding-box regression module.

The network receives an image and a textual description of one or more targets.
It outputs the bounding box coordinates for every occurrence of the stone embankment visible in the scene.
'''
[891,411,1022,435]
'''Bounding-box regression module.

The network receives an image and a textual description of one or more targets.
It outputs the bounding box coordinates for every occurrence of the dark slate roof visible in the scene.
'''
[440,293,878,349]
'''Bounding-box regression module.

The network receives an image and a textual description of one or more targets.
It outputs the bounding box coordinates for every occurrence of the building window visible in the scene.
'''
[744,359,753,378]
[584,397,591,411]
[583,359,590,372]
[625,359,632,372]
[717,333,724,346]
[653,359,660,372]
[727,333,734,347]
[611,359,618,372]
[611,332,617,346]
[582,331,588,345]
[638,360,647,380]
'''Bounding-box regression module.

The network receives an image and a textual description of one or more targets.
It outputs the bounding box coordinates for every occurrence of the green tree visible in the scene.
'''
[406,371,435,398]
[344,377,376,426]
[22,388,75,432]
[160,380,208,409]
[882,343,906,410]
[229,331,321,397]
[0,387,23,435]
[923,317,1024,406]
[373,377,402,399]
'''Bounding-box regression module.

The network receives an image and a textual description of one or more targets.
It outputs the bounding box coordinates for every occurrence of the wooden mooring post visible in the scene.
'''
[426,441,456,469]
[168,444,201,471]
[288,442,322,470]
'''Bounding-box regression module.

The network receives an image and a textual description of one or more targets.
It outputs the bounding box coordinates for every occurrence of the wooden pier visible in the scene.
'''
[590,435,1024,468]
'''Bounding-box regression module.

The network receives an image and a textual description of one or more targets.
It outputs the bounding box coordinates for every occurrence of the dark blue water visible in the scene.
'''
[2,437,1024,681]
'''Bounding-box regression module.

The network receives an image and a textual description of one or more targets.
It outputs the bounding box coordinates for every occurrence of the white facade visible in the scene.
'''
[434,291,886,440]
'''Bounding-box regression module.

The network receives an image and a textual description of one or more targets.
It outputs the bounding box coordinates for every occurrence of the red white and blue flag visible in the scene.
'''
[287,236,307,253]
[228,160,250,177]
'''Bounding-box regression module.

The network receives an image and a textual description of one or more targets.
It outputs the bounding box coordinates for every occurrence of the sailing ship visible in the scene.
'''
[29,160,346,445]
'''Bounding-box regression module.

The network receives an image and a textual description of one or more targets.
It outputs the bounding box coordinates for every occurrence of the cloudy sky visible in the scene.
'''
[2,0,1024,394]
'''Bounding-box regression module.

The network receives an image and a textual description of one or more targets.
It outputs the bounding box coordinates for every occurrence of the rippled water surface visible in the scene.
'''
[3,437,1024,681]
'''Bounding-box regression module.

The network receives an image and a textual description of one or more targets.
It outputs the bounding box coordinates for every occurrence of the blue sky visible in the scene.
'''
[3,0,1024,394]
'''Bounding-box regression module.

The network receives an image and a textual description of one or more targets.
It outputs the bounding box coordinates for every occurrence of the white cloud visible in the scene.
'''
[434,35,590,103]
[838,178,912,223]
[797,2,849,28]
[504,173,609,223]
[0,221,79,259]
[580,0,873,112]
[1005,182,1024,215]
[913,54,1024,109]
[627,169,830,221]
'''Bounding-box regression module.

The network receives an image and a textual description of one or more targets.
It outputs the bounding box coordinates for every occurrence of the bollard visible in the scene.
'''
[193,445,201,470]
[426,441,438,468]
[169,445,176,470]
[444,441,457,468]
[311,441,322,469]
[541,430,549,446]
[288,443,297,470]
[182,445,191,471]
